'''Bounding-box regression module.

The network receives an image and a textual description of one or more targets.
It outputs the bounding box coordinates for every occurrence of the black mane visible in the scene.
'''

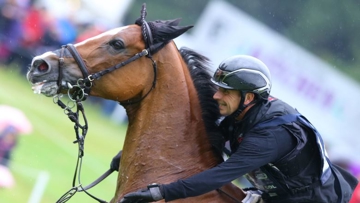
[179,47,224,159]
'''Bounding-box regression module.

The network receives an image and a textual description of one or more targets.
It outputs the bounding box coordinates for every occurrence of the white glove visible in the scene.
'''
[241,190,264,203]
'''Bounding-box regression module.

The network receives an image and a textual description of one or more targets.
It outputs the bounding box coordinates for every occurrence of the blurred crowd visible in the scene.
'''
[0,0,106,74]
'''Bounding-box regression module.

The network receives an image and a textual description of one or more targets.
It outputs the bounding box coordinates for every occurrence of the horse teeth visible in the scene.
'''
[32,82,45,94]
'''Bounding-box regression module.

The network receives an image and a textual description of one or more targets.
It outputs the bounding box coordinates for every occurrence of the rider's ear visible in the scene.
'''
[244,93,255,105]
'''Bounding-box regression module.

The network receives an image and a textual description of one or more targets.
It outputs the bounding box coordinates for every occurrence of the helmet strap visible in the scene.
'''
[230,91,258,119]
[230,91,246,118]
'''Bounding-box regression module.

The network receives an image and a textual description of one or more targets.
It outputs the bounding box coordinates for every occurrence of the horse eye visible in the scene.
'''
[109,39,124,50]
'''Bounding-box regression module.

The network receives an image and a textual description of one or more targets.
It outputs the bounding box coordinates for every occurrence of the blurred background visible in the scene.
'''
[1,0,360,202]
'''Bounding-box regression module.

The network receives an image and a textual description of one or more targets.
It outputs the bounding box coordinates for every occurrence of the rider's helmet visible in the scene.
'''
[211,55,271,100]
[211,55,272,117]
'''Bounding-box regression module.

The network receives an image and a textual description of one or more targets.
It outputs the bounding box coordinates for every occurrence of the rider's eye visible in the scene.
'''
[109,39,124,50]
[219,88,228,94]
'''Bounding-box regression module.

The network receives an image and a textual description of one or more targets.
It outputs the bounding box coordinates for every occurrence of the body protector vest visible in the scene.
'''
[221,97,358,203]
[253,114,357,202]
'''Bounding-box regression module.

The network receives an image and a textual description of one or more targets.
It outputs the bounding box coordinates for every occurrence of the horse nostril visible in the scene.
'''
[38,62,49,72]
[33,59,49,73]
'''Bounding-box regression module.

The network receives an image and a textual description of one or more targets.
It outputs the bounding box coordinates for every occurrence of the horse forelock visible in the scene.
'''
[179,47,225,158]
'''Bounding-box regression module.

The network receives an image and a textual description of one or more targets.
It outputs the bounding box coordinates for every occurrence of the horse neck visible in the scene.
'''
[117,43,221,194]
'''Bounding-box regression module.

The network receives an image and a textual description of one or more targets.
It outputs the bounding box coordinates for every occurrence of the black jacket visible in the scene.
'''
[162,97,357,203]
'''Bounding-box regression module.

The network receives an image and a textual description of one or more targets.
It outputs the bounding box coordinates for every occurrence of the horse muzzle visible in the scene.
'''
[27,53,64,97]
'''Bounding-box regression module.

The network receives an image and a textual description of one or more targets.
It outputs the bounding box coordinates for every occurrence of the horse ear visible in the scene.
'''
[166,18,182,26]
[154,18,182,26]
[150,19,193,43]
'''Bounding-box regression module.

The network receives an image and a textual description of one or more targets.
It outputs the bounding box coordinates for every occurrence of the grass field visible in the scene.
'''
[0,66,127,203]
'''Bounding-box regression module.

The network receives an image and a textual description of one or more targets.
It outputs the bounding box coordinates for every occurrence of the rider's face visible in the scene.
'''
[213,87,241,116]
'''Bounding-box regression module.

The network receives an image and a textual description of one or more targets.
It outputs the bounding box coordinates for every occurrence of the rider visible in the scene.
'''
[114,55,358,203]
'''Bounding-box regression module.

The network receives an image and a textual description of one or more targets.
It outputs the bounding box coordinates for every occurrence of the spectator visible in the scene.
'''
[0,105,32,188]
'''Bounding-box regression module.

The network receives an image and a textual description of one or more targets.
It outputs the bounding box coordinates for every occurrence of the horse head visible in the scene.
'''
[27,5,192,103]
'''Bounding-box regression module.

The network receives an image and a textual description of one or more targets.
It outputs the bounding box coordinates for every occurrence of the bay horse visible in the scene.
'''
[26,4,245,203]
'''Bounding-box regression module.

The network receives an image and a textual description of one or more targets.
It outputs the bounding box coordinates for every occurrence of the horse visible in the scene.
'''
[26,4,246,203]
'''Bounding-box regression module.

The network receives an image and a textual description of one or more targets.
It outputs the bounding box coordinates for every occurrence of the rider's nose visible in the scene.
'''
[213,90,222,100]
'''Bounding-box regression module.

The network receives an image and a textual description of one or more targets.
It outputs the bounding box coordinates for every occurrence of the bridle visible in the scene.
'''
[56,5,158,105]
[56,44,156,105]
[53,3,157,203]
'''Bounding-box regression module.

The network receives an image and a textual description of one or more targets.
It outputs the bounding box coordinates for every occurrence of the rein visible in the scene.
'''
[54,96,108,203]
[54,48,155,202]
[52,4,158,203]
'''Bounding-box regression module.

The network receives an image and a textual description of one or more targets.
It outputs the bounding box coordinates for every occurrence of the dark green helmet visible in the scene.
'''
[211,55,272,99]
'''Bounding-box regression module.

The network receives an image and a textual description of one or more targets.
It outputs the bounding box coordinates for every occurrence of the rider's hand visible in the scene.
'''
[110,150,122,171]
[120,183,164,203]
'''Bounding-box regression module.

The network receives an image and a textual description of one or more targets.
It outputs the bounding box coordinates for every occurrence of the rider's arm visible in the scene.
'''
[162,127,295,201]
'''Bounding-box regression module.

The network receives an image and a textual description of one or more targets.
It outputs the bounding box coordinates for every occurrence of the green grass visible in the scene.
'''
[0,66,127,203]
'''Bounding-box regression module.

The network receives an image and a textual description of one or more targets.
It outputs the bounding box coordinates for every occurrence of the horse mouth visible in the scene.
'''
[31,80,59,97]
